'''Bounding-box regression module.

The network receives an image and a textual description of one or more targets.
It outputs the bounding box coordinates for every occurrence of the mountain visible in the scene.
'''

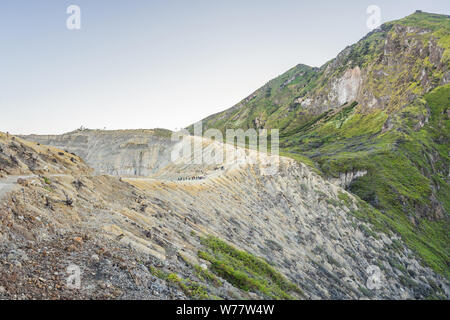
[8,130,449,299]
[190,11,450,277]
[7,11,449,300]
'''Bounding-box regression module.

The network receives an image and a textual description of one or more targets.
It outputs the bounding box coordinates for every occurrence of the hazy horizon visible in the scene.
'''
[1,0,449,135]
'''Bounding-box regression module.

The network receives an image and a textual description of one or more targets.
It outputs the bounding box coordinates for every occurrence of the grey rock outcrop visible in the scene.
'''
[22,129,176,176]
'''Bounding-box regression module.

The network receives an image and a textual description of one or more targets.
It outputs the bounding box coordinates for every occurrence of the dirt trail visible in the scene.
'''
[0,175,37,199]
[0,174,73,199]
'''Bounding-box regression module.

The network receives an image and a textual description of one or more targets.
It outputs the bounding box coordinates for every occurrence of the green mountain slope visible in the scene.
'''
[190,11,450,276]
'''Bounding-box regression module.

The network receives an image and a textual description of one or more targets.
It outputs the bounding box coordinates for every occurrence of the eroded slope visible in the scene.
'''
[6,132,449,299]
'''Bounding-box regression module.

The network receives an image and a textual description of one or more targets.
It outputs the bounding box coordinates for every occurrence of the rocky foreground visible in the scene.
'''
[0,130,447,300]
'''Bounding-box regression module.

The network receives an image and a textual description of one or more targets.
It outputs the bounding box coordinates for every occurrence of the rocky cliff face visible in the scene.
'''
[22,129,176,177]
[9,131,449,299]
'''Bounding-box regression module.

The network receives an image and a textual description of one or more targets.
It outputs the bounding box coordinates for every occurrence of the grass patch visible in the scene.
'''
[197,235,304,299]
[282,85,449,277]
[148,265,210,299]
[338,191,353,207]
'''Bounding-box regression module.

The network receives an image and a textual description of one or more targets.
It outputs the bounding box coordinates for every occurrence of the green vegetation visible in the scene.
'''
[281,85,449,276]
[338,191,353,207]
[177,253,223,287]
[148,265,209,299]
[197,235,304,299]
[279,151,321,174]
[192,264,223,287]
[149,235,305,299]
[190,12,449,277]
[166,273,209,300]
[395,10,450,65]
[188,64,324,135]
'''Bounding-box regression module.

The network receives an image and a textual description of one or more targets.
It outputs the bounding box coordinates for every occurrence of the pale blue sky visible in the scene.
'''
[1,0,449,134]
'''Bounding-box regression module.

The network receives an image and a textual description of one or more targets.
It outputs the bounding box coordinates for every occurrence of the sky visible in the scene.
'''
[0,0,449,134]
